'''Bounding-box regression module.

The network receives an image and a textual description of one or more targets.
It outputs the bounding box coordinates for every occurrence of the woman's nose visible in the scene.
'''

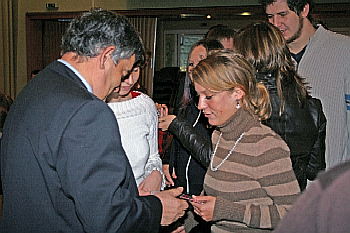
[197,96,206,110]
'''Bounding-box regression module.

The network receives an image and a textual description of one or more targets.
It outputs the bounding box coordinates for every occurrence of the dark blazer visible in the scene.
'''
[0,61,162,233]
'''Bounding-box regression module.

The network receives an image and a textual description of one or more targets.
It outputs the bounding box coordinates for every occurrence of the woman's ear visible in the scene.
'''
[234,87,245,100]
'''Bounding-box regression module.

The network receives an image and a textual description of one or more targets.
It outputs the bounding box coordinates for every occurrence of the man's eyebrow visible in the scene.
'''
[267,11,289,15]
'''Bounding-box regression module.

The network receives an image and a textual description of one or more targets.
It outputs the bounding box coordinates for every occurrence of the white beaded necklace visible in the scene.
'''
[210,132,245,171]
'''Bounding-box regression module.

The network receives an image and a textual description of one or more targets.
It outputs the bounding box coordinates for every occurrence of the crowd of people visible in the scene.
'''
[1,0,350,232]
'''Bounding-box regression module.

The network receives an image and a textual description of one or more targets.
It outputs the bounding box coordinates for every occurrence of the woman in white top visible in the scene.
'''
[107,54,164,195]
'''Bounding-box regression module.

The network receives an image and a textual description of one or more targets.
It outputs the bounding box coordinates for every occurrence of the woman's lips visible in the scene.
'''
[121,86,130,91]
[203,112,212,118]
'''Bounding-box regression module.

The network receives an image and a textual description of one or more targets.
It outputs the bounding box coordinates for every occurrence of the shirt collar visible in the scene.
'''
[57,59,93,93]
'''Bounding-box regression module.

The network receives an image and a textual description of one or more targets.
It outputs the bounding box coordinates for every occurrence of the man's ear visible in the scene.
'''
[300,4,310,19]
[99,46,116,69]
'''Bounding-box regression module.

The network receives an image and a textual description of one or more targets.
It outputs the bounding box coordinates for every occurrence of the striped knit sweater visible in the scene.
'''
[204,108,300,232]
[296,25,350,168]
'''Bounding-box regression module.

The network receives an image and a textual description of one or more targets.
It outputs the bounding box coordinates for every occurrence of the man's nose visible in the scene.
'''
[270,15,281,27]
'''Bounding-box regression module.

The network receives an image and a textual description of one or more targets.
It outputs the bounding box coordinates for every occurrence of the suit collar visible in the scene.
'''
[47,61,89,92]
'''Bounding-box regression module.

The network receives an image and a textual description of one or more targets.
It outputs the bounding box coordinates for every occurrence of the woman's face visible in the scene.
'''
[194,82,242,126]
[118,66,140,96]
[188,45,207,74]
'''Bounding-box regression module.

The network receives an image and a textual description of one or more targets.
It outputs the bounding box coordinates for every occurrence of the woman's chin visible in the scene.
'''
[208,118,218,126]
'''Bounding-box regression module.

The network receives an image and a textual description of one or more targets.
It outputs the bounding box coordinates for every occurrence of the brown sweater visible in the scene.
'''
[204,108,300,232]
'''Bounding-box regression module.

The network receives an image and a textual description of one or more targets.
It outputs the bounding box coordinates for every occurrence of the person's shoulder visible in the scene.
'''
[135,91,152,101]
[318,26,350,45]
[317,161,350,190]
[134,92,157,108]
[249,123,289,150]
[109,92,157,119]
[250,123,280,136]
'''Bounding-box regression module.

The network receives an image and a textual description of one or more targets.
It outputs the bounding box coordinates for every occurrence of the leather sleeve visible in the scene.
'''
[306,98,327,180]
[168,117,212,168]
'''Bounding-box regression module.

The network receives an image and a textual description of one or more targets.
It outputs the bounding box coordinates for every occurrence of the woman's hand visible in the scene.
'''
[171,225,185,233]
[159,115,176,131]
[155,103,168,118]
[138,170,162,195]
[163,164,177,187]
[191,195,216,222]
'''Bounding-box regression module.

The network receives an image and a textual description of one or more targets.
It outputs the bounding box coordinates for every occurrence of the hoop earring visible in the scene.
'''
[236,99,240,109]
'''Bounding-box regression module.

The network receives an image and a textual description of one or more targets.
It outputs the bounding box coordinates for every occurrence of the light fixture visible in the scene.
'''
[207,15,211,19]
[180,14,206,18]
[240,12,251,16]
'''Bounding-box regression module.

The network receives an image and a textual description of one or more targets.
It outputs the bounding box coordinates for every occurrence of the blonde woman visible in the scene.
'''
[186,50,300,232]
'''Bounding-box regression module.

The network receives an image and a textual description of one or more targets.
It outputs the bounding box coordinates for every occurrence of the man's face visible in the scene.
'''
[265,0,303,44]
[98,54,135,101]
[188,45,207,75]
[220,38,234,50]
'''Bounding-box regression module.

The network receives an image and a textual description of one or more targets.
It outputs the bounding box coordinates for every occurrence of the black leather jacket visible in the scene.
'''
[168,116,212,168]
[258,72,326,190]
[163,76,213,195]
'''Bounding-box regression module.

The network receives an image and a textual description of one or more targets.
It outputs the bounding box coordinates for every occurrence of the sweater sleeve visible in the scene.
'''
[346,65,350,162]
[143,99,165,190]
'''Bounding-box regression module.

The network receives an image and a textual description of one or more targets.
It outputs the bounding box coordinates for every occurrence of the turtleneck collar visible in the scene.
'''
[216,107,259,141]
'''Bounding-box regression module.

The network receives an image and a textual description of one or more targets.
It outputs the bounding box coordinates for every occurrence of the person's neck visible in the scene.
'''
[108,92,132,103]
[288,19,316,54]
[61,52,98,88]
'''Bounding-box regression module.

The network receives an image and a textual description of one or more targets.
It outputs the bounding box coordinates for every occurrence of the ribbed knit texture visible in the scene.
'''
[204,108,300,232]
[108,92,164,189]
[297,25,350,168]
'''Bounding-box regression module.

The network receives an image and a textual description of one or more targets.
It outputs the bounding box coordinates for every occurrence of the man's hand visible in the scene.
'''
[154,187,188,226]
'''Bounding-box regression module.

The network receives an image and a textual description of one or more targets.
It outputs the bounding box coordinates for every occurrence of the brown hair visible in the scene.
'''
[180,38,224,113]
[233,21,307,113]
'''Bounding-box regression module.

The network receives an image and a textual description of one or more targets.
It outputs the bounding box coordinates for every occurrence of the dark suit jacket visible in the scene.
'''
[0,61,162,232]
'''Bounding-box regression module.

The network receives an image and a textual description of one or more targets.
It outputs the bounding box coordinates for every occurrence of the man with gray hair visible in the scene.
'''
[0,10,187,232]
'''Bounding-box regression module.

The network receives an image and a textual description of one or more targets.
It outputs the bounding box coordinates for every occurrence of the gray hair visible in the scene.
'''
[61,10,144,65]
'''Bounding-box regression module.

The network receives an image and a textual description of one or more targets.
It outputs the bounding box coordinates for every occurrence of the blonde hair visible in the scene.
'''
[191,50,270,120]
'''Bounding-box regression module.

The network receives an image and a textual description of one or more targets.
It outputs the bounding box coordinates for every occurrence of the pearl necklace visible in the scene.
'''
[210,132,245,171]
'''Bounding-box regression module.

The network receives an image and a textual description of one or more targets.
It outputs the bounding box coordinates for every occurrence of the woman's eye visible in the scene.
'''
[189,62,194,67]
[205,95,213,100]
